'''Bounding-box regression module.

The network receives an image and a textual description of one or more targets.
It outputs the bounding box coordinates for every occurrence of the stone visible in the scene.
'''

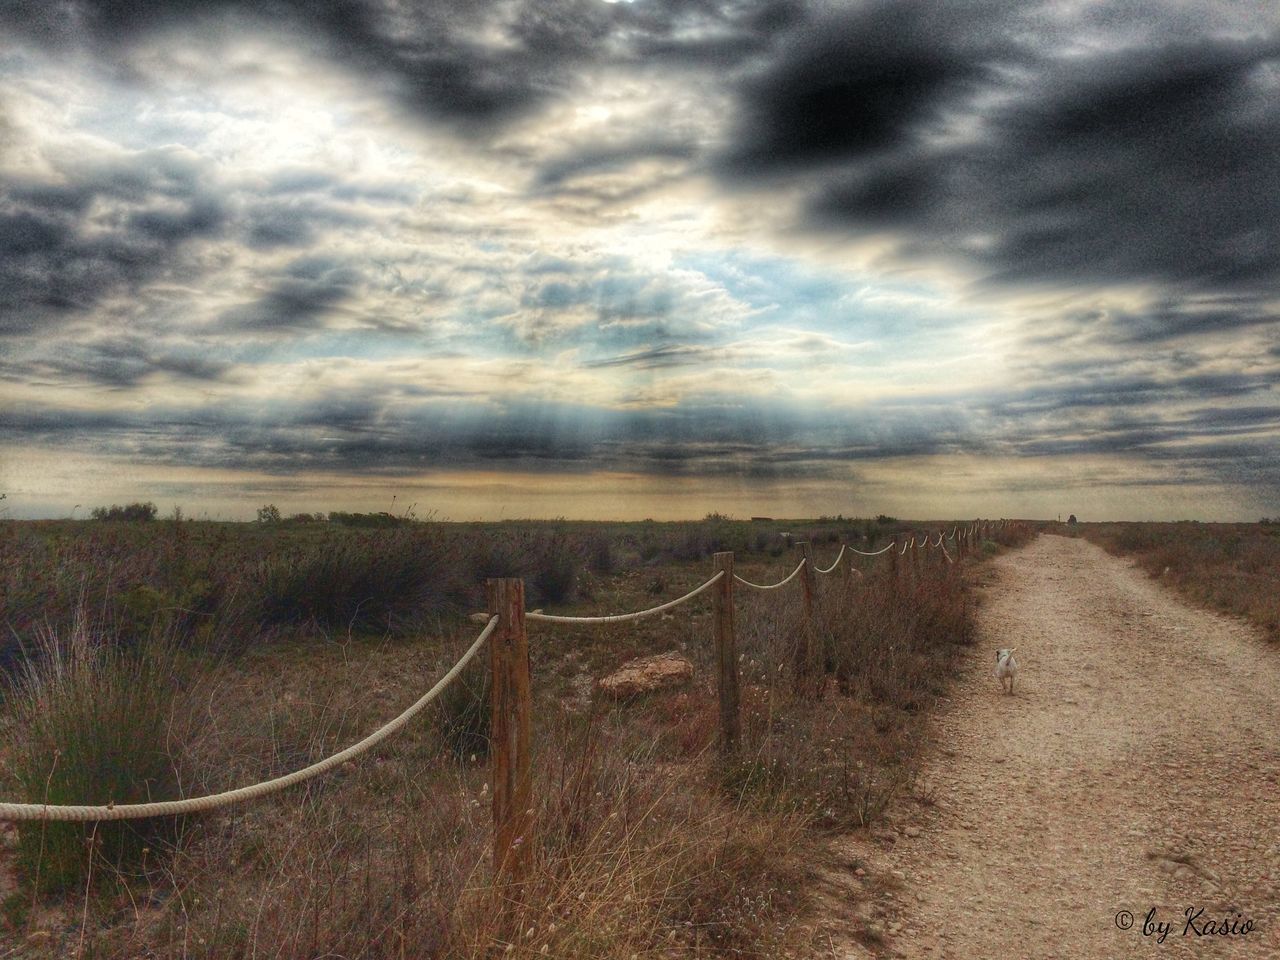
[596,653,694,698]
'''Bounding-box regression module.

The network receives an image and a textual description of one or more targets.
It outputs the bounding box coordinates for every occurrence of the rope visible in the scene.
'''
[848,543,895,557]
[814,545,846,575]
[0,617,501,822]
[939,543,954,564]
[526,572,724,624]
[734,559,806,591]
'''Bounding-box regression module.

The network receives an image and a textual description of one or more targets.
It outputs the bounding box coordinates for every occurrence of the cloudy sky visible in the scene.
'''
[1,0,1277,521]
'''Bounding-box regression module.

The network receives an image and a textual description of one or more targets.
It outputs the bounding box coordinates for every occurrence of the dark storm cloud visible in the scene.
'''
[0,148,226,335]
[984,370,1274,417]
[0,135,404,338]
[719,1,1280,330]
[218,256,364,332]
[720,0,1000,174]
[0,0,787,131]
[0,337,233,387]
[1020,297,1280,351]
[242,197,373,250]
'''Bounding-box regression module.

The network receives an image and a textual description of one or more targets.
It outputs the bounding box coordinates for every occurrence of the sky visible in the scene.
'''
[1,0,1277,521]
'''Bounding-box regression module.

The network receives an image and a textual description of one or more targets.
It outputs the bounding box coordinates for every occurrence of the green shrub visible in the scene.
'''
[3,619,188,894]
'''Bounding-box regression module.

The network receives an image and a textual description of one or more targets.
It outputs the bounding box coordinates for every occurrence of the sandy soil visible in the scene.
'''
[816,533,1280,959]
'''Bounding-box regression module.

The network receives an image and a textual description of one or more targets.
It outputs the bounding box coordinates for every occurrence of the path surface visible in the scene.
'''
[823,534,1280,959]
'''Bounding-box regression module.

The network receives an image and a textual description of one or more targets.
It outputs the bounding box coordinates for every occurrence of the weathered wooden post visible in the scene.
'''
[798,540,817,625]
[890,536,899,578]
[712,552,740,756]
[795,541,821,694]
[487,578,532,883]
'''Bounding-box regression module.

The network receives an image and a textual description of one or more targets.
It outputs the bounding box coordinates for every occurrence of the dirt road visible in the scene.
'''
[824,533,1280,959]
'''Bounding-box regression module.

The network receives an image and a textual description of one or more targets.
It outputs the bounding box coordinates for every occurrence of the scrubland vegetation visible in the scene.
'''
[1055,521,1280,641]
[0,515,1032,958]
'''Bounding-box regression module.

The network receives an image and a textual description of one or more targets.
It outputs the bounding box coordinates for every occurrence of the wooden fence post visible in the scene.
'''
[487,578,532,884]
[890,537,899,578]
[712,552,740,756]
[795,541,821,693]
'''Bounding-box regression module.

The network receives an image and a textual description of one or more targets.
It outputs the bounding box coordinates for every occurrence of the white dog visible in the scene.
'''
[994,648,1018,694]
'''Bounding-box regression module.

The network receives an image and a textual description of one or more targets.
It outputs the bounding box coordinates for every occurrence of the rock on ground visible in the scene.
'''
[597,652,694,698]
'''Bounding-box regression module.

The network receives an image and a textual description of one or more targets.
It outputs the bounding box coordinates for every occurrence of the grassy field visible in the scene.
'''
[1052,520,1280,642]
[0,515,1031,958]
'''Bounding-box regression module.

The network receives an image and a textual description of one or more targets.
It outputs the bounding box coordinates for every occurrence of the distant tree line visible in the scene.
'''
[255,504,411,527]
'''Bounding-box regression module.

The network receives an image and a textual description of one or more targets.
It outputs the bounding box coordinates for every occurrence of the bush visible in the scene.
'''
[90,502,158,522]
[531,534,576,605]
[583,533,615,575]
[255,530,456,632]
[470,535,525,582]
[3,617,189,894]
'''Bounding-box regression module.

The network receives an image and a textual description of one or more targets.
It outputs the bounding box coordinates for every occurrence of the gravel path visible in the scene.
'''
[822,533,1280,959]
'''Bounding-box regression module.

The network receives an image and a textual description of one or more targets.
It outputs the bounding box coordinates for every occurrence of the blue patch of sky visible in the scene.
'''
[674,251,970,358]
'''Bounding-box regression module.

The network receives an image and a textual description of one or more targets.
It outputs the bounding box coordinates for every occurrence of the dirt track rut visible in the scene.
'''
[823,533,1280,959]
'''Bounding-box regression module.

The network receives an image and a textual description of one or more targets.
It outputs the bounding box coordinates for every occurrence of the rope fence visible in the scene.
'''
[0,517,1017,882]
[733,559,806,591]
[848,542,896,557]
[814,544,846,575]
[0,616,500,823]
[525,572,723,624]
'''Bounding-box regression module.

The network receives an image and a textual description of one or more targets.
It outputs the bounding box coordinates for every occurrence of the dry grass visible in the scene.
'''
[1065,521,1280,641]
[0,518,1032,958]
